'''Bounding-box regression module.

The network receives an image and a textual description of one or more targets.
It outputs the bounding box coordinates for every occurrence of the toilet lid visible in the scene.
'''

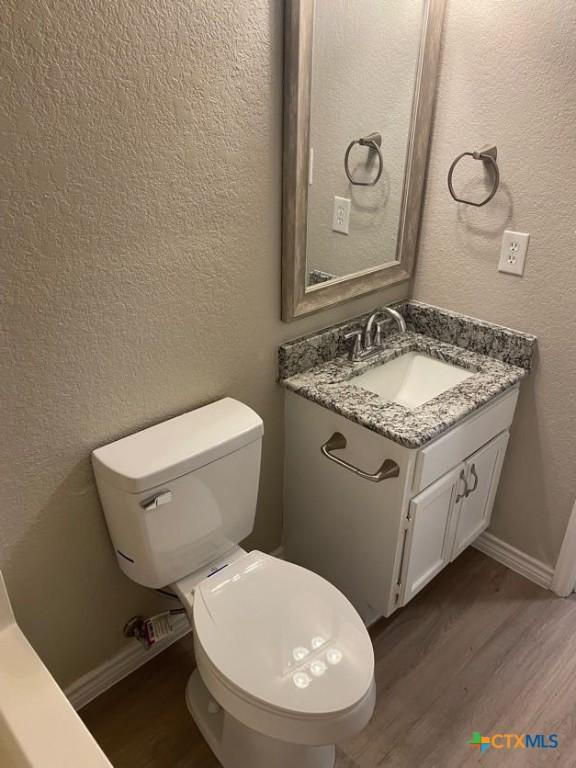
[193,551,374,716]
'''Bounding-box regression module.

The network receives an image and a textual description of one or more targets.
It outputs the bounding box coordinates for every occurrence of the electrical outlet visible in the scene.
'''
[498,230,530,276]
[332,196,351,235]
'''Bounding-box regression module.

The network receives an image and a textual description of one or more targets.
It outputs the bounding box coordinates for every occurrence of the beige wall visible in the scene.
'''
[4,0,574,690]
[413,0,576,566]
[0,0,408,686]
[307,0,423,278]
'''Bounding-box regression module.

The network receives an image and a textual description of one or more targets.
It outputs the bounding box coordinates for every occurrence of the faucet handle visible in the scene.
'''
[374,319,389,348]
[343,329,363,361]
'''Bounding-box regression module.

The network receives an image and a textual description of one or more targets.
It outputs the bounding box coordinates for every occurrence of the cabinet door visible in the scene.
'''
[451,431,510,559]
[401,464,464,606]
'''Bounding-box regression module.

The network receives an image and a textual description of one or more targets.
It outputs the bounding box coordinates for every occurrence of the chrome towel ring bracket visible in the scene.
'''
[447,145,500,207]
[344,132,384,187]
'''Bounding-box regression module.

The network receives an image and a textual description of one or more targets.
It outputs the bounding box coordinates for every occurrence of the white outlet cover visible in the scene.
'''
[498,230,530,276]
[332,196,351,235]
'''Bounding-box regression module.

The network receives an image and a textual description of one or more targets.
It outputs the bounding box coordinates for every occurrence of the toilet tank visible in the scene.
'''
[91,398,263,588]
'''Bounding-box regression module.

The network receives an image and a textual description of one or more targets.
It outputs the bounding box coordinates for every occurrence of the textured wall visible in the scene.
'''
[307,0,423,279]
[413,0,576,566]
[0,0,408,686]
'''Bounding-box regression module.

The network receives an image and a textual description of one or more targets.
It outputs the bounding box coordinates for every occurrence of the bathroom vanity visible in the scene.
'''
[280,302,536,625]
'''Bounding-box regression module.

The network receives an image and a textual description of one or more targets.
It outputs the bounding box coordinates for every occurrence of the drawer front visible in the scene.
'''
[412,387,518,494]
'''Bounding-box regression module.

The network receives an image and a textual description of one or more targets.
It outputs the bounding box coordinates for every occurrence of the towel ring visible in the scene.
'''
[344,132,383,187]
[447,146,500,207]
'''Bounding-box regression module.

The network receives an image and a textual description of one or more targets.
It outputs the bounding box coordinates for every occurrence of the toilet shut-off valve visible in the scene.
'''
[123,611,186,649]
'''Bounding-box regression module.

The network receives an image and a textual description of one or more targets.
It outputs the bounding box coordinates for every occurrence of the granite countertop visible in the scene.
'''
[278,302,537,450]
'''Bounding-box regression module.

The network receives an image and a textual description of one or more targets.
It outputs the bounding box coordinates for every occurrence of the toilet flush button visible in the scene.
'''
[141,491,173,511]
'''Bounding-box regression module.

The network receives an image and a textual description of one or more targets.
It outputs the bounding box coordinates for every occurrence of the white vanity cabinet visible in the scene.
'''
[451,432,510,558]
[283,387,518,625]
[401,431,509,605]
[401,464,462,605]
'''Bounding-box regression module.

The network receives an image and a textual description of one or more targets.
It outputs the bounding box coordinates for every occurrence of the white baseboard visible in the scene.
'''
[551,501,576,597]
[473,531,554,590]
[65,546,285,711]
[66,614,192,711]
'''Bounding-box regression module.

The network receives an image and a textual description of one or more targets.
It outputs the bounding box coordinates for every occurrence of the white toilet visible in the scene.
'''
[92,398,375,768]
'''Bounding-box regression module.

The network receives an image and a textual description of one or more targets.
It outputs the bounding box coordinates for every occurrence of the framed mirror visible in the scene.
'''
[282,0,446,320]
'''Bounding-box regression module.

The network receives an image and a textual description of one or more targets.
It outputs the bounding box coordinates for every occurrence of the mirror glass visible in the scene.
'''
[305,0,426,288]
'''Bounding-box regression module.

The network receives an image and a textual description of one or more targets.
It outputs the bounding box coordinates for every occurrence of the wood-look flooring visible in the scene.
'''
[81,549,576,767]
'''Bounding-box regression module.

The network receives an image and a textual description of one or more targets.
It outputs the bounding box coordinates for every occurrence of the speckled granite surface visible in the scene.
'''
[279,308,402,380]
[278,301,536,379]
[278,302,536,449]
[308,269,337,285]
[404,302,535,371]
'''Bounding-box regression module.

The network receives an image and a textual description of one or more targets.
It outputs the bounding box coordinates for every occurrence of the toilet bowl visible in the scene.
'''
[92,398,375,768]
[174,550,375,768]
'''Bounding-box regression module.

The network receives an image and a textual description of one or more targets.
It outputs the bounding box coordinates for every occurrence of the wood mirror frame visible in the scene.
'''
[282,0,447,321]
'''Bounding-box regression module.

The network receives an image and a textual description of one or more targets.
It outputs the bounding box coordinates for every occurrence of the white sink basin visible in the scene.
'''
[351,352,473,409]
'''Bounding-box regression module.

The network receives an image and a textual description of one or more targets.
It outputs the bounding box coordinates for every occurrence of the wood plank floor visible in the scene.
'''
[81,549,576,767]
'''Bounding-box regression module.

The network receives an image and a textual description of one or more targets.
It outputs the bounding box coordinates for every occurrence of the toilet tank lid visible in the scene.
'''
[91,398,263,494]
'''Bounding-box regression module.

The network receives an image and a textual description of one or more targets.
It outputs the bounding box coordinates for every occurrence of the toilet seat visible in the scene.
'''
[191,551,375,745]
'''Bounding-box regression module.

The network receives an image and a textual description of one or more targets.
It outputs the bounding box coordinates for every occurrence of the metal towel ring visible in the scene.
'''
[447,146,500,207]
[344,132,384,187]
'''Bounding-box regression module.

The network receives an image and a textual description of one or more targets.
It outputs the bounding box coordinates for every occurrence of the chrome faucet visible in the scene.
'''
[344,306,407,362]
[364,306,406,347]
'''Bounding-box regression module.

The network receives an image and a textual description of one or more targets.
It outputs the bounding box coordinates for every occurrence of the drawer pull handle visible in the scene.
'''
[320,432,400,483]
[466,464,479,497]
[455,469,468,503]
